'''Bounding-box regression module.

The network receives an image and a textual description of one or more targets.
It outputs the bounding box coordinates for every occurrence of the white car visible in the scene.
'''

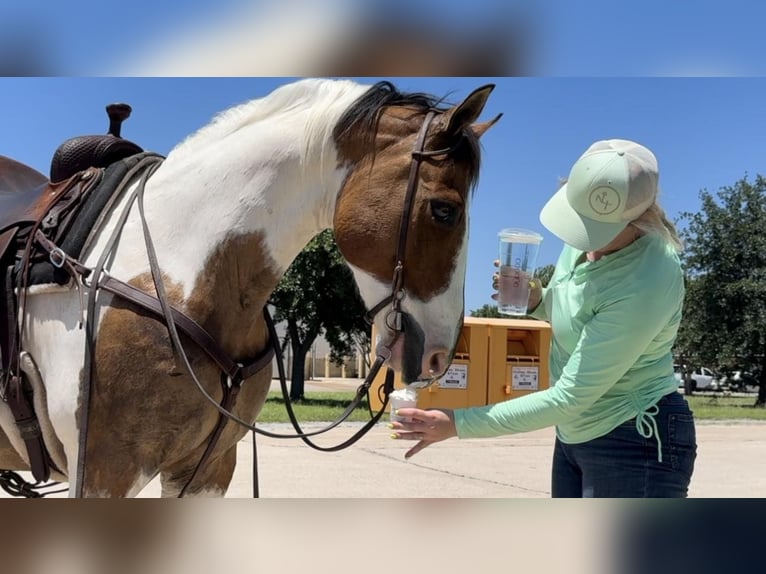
[674,364,718,391]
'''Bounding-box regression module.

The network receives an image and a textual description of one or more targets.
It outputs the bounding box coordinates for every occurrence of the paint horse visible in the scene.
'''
[0,79,499,497]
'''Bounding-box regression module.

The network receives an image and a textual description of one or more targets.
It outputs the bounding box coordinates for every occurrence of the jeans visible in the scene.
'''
[551,392,697,498]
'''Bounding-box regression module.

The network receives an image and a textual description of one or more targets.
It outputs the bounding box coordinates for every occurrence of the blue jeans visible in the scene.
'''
[551,392,697,498]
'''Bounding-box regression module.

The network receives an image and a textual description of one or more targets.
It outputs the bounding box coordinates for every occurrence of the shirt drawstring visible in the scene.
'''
[635,403,663,463]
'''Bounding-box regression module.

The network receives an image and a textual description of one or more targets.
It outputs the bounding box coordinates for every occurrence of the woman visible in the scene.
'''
[390,139,697,498]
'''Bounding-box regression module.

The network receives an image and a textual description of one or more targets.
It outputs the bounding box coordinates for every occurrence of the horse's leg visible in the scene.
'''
[159,444,237,498]
[77,426,158,498]
[79,456,157,498]
[0,427,29,470]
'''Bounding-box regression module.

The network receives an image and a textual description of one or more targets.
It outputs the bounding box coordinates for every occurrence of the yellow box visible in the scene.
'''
[368,317,490,412]
[368,317,551,413]
[486,318,551,404]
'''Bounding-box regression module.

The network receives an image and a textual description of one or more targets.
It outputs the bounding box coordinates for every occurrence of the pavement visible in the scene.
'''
[3,378,765,497]
[223,421,766,499]
[156,377,766,498]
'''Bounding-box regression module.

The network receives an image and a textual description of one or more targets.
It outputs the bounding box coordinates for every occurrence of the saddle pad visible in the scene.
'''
[24,151,164,287]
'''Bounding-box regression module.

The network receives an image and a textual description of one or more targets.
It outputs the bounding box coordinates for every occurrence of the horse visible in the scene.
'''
[0,78,499,497]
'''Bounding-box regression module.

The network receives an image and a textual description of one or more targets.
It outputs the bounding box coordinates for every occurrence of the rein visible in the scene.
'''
[36,108,450,497]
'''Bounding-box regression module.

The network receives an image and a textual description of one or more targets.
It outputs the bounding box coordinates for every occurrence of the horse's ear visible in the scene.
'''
[471,113,503,139]
[442,84,496,137]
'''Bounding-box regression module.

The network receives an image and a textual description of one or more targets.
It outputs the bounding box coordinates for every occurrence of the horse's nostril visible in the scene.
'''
[426,350,450,378]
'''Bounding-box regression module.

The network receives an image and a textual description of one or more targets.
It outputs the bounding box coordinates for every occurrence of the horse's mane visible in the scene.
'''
[169,78,370,157]
[333,80,449,142]
[169,79,481,191]
[335,81,482,191]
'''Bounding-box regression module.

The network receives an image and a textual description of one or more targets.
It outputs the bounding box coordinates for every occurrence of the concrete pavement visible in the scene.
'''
[219,419,766,498]
[3,378,765,497]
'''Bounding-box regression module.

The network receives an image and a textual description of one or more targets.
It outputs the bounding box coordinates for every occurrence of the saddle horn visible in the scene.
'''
[106,103,132,138]
[49,102,144,182]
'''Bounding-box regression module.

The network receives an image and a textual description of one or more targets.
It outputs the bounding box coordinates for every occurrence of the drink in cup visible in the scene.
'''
[389,387,419,422]
[497,228,543,316]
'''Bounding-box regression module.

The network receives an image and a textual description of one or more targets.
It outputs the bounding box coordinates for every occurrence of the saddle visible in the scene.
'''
[0,104,147,482]
[0,104,144,260]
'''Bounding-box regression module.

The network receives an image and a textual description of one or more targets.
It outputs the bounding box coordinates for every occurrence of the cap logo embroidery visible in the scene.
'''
[588,187,620,215]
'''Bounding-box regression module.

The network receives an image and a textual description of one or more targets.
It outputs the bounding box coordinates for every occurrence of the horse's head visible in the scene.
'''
[333,82,500,384]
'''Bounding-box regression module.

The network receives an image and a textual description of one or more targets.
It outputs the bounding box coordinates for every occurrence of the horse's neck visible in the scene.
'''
[93,133,347,354]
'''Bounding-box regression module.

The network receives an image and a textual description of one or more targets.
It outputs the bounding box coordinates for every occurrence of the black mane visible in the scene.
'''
[334,81,482,192]
[334,81,448,140]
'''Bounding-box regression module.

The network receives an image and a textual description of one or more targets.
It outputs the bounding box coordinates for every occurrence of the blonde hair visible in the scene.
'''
[629,201,684,252]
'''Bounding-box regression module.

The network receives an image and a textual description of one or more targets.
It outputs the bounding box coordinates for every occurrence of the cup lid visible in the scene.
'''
[498,228,543,244]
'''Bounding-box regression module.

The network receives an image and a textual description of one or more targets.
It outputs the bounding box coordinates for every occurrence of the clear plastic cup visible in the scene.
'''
[497,228,543,316]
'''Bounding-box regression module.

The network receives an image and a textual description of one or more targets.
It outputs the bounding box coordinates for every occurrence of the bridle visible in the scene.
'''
[60,108,465,497]
[364,110,466,370]
[259,109,466,454]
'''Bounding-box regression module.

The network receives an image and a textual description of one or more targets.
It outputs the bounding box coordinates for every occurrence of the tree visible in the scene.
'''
[533,264,556,288]
[468,263,556,318]
[675,174,766,406]
[270,230,370,400]
[470,304,502,318]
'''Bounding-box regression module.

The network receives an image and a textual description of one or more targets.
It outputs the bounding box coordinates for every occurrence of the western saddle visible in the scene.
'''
[0,104,144,482]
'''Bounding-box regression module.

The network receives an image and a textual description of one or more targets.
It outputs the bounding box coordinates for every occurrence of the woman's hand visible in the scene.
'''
[491,259,542,312]
[389,408,456,459]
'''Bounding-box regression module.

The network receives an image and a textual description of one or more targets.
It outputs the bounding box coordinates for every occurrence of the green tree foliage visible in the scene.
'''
[470,304,503,318]
[469,263,556,318]
[675,174,766,406]
[270,230,370,400]
[533,264,556,287]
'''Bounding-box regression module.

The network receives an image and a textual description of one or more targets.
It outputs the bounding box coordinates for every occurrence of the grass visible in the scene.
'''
[257,391,377,423]
[257,390,766,423]
[685,394,766,421]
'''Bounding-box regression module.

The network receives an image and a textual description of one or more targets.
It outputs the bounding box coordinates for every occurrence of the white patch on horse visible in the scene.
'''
[125,472,157,498]
[347,220,468,377]
[91,79,371,298]
[22,80,371,484]
[19,289,88,477]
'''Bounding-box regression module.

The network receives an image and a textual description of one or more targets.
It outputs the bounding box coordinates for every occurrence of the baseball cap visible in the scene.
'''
[539,139,659,251]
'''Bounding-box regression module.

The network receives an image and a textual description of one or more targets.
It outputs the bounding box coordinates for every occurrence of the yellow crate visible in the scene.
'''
[369,317,551,412]
[368,317,490,412]
[486,319,551,404]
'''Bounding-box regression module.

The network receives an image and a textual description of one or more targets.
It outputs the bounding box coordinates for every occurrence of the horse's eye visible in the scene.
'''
[430,199,460,227]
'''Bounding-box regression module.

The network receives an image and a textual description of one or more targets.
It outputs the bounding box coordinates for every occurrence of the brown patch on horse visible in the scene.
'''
[333,106,477,301]
[0,428,29,470]
[81,231,278,496]
[332,83,497,303]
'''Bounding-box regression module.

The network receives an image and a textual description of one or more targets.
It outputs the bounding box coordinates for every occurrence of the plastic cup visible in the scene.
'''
[389,387,418,423]
[497,228,543,316]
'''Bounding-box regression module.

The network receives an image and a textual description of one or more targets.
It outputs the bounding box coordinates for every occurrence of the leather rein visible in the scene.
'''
[55,109,454,497]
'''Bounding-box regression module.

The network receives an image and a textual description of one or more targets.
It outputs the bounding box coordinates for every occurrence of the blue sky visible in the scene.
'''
[1,77,764,313]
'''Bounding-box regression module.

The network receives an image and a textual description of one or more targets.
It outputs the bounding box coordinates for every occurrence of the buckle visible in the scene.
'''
[49,247,67,269]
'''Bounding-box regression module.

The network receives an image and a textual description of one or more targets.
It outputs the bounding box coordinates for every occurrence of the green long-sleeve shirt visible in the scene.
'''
[455,233,684,449]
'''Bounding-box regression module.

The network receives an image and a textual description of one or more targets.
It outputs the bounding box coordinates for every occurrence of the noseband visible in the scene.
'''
[365,110,464,362]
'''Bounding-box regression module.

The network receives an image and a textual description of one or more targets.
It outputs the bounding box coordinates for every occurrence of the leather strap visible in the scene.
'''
[393,111,436,285]
[364,110,463,326]
[5,375,50,482]
[2,265,51,481]
[178,373,241,497]
[1,265,16,385]
[98,276,274,381]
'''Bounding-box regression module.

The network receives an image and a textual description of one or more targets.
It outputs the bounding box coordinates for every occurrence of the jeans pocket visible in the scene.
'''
[667,413,697,474]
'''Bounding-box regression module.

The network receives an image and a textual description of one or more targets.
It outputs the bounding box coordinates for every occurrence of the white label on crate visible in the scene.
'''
[438,364,468,389]
[512,366,539,390]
